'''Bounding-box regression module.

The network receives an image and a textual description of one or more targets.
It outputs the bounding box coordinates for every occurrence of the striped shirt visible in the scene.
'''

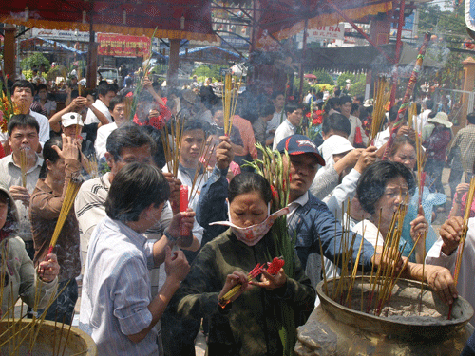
[79,216,158,355]
[449,124,475,174]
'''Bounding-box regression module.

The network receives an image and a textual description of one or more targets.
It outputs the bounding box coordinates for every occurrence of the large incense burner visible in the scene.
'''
[0,319,97,355]
[295,277,474,355]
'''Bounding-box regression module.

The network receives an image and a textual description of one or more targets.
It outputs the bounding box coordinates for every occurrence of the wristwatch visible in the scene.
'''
[164,230,178,243]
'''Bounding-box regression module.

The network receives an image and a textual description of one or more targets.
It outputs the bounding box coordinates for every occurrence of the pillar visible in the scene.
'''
[462,57,475,120]
[167,39,180,89]
[4,25,16,81]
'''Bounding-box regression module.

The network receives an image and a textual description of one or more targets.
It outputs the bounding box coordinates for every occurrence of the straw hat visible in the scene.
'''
[427,112,452,128]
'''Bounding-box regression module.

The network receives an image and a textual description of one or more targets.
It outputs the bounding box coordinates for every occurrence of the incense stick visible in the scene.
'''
[19,148,28,188]
[369,77,390,146]
[48,177,83,253]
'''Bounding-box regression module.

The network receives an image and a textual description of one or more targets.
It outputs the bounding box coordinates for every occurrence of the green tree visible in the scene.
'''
[20,53,50,71]
[313,69,333,84]
[336,72,355,89]
[417,1,466,89]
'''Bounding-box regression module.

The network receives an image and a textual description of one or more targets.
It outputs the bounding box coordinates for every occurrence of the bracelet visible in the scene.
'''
[164,230,178,243]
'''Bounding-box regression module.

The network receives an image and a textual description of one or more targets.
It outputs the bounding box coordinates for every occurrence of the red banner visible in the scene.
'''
[97,33,150,57]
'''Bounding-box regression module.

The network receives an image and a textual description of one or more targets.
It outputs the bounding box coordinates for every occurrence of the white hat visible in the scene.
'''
[61,113,84,127]
[427,112,452,128]
[318,135,354,165]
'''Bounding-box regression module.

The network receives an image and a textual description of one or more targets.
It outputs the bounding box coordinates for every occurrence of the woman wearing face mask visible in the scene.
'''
[388,136,444,263]
[172,172,315,356]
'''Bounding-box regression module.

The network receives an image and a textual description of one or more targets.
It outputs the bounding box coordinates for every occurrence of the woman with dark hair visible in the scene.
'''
[388,136,443,262]
[354,160,456,305]
[29,134,82,324]
[172,172,315,356]
[0,185,59,316]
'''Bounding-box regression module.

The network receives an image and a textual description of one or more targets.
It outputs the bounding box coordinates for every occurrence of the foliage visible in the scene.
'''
[313,69,333,84]
[314,83,334,93]
[22,70,47,81]
[417,2,466,89]
[20,53,50,71]
[294,78,313,96]
[193,64,228,82]
[348,73,367,97]
[336,72,356,88]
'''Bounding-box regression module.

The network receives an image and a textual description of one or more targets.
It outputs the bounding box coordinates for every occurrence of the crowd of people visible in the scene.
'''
[1,75,475,355]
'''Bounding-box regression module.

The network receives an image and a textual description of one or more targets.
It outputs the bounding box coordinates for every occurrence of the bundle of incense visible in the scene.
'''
[75,114,82,139]
[180,185,188,236]
[189,140,215,204]
[369,77,390,145]
[161,117,184,177]
[218,257,284,308]
[84,155,99,178]
[222,73,241,136]
[19,148,28,188]
[77,67,82,97]
[448,177,475,319]
[47,177,83,254]
[407,102,417,129]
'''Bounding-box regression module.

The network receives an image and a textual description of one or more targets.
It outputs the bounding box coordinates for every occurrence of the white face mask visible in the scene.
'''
[210,202,290,247]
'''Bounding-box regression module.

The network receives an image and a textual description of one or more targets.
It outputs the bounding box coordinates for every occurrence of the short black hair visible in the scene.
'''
[467,112,475,125]
[182,119,206,135]
[108,95,125,111]
[105,123,156,161]
[340,95,351,105]
[356,160,416,215]
[333,89,341,97]
[11,80,34,96]
[8,114,40,136]
[271,91,284,100]
[328,97,340,109]
[259,103,275,118]
[285,102,304,116]
[426,100,434,110]
[37,84,48,92]
[322,113,351,136]
[141,125,166,169]
[97,83,115,97]
[105,162,170,222]
[228,172,272,204]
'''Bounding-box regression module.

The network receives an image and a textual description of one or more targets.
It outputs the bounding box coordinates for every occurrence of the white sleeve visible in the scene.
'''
[94,127,108,160]
[37,114,50,145]
[323,168,360,221]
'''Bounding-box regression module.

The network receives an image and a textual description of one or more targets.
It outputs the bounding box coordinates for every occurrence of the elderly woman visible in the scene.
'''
[387,135,444,262]
[0,185,59,316]
[172,172,315,356]
[354,160,457,305]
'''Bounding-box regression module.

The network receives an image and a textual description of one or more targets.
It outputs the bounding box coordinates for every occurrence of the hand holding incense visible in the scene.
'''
[19,147,29,188]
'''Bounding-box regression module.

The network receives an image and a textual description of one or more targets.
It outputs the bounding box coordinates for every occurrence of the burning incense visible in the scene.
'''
[19,147,28,188]
[161,117,184,177]
[47,177,83,254]
[77,67,82,97]
[448,176,475,323]
[222,73,241,137]
[83,155,99,178]
[369,77,390,145]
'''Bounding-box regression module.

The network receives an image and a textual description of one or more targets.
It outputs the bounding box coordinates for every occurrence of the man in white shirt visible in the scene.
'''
[273,103,304,150]
[266,92,286,138]
[84,83,116,125]
[94,96,126,159]
[0,81,49,152]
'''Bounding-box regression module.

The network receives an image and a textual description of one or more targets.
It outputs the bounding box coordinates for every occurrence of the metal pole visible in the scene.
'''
[389,0,406,106]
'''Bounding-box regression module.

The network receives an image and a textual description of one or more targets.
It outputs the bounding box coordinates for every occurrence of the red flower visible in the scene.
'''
[126,92,133,98]
[266,257,285,274]
[270,185,277,198]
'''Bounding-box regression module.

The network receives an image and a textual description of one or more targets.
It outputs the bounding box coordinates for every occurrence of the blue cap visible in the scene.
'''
[275,135,325,166]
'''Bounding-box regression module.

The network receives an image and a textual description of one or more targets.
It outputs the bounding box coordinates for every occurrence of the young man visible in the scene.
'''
[0,81,50,152]
[34,84,57,118]
[95,95,127,159]
[266,91,286,141]
[339,95,368,146]
[272,103,304,150]
[0,115,43,258]
[84,83,116,125]
[79,162,193,355]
